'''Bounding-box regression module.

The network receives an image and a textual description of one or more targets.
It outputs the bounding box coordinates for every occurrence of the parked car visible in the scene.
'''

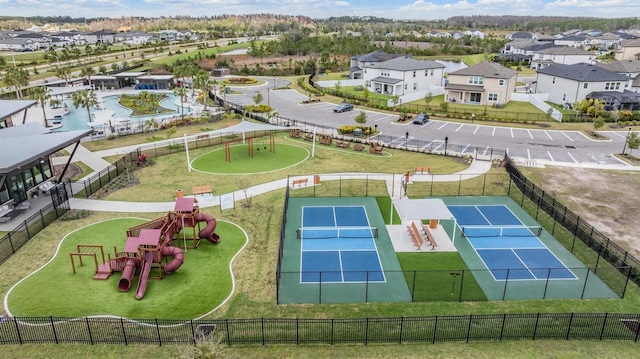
[333,103,354,113]
[412,113,429,124]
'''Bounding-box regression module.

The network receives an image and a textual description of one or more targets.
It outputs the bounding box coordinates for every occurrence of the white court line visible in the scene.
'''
[547,151,554,161]
[567,152,579,163]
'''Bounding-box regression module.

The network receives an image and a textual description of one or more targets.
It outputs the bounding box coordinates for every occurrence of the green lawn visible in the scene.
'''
[151,41,259,65]
[6,217,247,319]
[397,251,487,302]
[192,143,310,173]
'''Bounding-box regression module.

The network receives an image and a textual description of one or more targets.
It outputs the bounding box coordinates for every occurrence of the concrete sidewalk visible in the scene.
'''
[69,161,493,213]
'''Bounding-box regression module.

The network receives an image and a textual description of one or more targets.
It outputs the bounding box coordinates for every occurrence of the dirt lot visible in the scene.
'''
[521,167,640,257]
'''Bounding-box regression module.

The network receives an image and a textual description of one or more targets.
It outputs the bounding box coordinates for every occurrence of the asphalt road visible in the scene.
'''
[230,78,633,168]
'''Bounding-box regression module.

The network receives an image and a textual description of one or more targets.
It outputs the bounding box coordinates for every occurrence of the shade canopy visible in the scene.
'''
[392,198,455,220]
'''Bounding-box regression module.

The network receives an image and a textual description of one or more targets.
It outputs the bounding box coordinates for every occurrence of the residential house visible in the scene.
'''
[506,31,535,40]
[425,31,442,38]
[586,91,640,111]
[114,31,155,45]
[0,100,36,129]
[444,62,518,106]
[361,56,445,96]
[554,36,587,48]
[585,32,621,51]
[84,30,116,44]
[448,31,464,40]
[349,50,405,80]
[596,60,640,93]
[52,31,86,45]
[534,63,632,106]
[530,47,595,69]
[616,39,640,61]
[464,29,485,39]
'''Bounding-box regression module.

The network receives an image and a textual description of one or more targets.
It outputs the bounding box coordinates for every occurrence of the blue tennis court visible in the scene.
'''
[449,205,577,281]
[300,206,385,283]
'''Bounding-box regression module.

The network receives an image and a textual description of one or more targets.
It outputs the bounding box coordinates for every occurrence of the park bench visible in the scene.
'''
[319,134,333,145]
[196,134,209,140]
[192,185,212,196]
[406,221,425,250]
[290,129,302,138]
[353,144,365,152]
[291,178,309,188]
[420,223,438,250]
[413,167,430,175]
[369,143,383,155]
[304,133,314,141]
[336,141,350,149]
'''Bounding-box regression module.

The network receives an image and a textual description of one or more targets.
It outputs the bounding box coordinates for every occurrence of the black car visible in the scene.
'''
[412,113,429,124]
[333,103,354,113]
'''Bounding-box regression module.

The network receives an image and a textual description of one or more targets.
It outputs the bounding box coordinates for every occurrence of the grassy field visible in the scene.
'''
[151,42,258,65]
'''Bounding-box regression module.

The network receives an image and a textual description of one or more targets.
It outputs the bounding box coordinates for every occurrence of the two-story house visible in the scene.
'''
[530,47,595,69]
[444,62,518,106]
[554,36,587,48]
[84,30,116,44]
[349,51,406,80]
[596,60,640,93]
[616,39,640,61]
[534,63,632,106]
[361,56,445,96]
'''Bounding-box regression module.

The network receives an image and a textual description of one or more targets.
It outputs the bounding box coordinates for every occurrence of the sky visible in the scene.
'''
[2,0,640,20]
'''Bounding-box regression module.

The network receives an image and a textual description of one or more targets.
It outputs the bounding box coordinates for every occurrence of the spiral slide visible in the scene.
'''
[195,213,220,244]
[162,246,185,274]
[135,251,154,300]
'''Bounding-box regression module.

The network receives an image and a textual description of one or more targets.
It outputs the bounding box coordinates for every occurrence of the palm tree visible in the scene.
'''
[72,90,98,122]
[28,86,51,127]
[54,65,72,85]
[193,71,212,111]
[3,66,29,99]
[173,87,187,122]
[80,66,96,87]
[98,65,107,75]
[144,118,158,132]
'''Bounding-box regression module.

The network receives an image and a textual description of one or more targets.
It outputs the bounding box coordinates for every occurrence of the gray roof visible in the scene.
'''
[353,50,405,63]
[445,83,485,92]
[510,31,533,39]
[587,90,640,102]
[596,60,640,74]
[556,36,586,41]
[370,76,403,85]
[538,63,630,82]
[0,123,91,173]
[449,62,518,79]
[0,100,36,119]
[535,47,593,55]
[620,39,640,47]
[367,56,445,71]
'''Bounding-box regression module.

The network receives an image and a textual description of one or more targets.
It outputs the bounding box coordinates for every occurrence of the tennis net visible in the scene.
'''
[297,227,378,240]
[461,225,542,238]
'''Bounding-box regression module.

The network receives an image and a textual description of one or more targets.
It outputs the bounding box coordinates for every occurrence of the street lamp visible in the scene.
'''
[374,124,378,143]
[405,131,409,150]
[273,73,276,90]
[444,136,449,155]
[267,88,270,109]
[471,113,475,124]
[622,127,632,155]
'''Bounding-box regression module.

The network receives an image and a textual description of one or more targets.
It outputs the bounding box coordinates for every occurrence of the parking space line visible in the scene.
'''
[492,127,496,136]
[567,152,578,163]
[544,131,553,140]
[527,149,531,159]
[510,128,514,138]
[454,124,464,132]
[437,123,448,130]
[420,141,435,150]
[612,132,626,138]
[547,151,554,161]
[473,125,480,134]
[482,145,490,155]
[561,132,574,142]
[526,129,533,139]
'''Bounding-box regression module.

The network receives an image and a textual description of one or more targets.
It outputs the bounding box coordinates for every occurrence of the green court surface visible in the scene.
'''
[441,196,618,301]
[191,142,309,174]
[6,217,247,319]
[278,197,412,304]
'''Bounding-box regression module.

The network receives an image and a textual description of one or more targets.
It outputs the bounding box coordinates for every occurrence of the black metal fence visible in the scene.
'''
[504,158,640,289]
[0,181,71,265]
[1,313,639,346]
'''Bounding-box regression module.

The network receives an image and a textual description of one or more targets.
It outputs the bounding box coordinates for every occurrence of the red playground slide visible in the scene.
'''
[118,258,139,292]
[162,246,185,274]
[195,213,220,244]
[135,251,154,300]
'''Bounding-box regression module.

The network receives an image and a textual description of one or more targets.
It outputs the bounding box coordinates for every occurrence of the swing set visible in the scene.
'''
[224,133,275,162]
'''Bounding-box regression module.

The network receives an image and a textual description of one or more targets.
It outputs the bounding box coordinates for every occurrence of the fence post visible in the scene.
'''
[599,313,608,340]
[532,313,540,340]
[432,316,438,344]
[13,317,22,345]
[411,271,417,301]
[365,271,369,303]
[261,318,265,345]
[156,319,162,346]
[466,315,473,342]
[86,317,93,345]
[581,269,591,299]
[458,270,465,302]
[50,316,58,344]
[296,318,299,345]
[365,318,369,345]
[120,318,128,345]
[331,319,334,345]
[499,313,507,341]
[502,270,510,300]
[457,174,462,196]
[565,313,574,340]
[482,174,486,196]
[399,317,404,344]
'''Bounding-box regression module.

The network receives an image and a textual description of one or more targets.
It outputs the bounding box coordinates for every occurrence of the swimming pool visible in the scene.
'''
[51,92,192,132]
